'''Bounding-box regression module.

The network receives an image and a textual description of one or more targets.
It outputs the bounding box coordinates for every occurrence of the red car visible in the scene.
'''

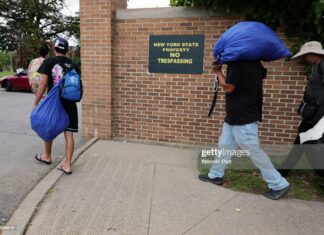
[0,70,32,92]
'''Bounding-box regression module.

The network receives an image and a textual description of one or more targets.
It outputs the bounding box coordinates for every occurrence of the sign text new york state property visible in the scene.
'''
[149,35,205,74]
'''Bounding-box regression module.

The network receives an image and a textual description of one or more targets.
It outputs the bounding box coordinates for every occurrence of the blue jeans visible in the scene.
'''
[208,122,289,190]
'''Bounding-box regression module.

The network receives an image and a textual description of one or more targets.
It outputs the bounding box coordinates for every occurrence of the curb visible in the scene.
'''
[2,137,98,235]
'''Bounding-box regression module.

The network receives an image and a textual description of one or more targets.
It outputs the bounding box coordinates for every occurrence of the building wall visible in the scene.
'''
[81,5,307,146]
[80,0,127,139]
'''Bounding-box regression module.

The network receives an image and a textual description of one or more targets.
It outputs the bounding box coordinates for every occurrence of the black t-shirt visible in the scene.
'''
[37,56,80,92]
[225,61,267,125]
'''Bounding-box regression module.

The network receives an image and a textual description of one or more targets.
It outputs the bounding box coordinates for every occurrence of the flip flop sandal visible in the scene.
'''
[35,154,52,165]
[57,165,72,175]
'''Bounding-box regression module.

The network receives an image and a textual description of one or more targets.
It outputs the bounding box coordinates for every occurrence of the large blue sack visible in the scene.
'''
[30,81,69,142]
[213,21,292,64]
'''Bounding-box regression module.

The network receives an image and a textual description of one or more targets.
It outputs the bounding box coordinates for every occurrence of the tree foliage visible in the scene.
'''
[0,0,79,68]
[170,0,324,49]
[0,51,10,70]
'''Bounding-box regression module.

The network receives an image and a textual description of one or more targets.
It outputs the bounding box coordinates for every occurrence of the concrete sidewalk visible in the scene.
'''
[6,141,324,234]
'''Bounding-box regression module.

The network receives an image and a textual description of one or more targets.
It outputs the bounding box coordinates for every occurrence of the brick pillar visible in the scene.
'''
[112,0,127,10]
[80,0,126,140]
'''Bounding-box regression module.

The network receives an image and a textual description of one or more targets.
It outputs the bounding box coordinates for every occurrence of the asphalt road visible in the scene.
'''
[0,89,83,226]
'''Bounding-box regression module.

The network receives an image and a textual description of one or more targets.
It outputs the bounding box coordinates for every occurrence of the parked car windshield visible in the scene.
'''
[16,70,28,76]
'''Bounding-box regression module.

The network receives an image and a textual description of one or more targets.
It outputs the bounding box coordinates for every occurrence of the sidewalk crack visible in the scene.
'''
[147,163,157,235]
[181,193,240,235]
[0,130,34,136]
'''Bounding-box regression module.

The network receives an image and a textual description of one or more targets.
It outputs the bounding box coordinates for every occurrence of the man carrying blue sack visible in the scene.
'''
[32,37,80,175]
[199,61,291,200]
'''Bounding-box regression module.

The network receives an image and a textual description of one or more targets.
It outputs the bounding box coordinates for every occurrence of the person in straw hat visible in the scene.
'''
[278,41,324,178]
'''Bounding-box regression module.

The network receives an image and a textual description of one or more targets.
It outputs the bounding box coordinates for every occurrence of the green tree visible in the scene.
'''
[170,0,324,49]
[0,0,80,68]
[0,51,10,71]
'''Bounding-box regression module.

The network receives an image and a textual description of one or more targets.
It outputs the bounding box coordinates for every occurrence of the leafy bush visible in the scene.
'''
[171,0,324,50]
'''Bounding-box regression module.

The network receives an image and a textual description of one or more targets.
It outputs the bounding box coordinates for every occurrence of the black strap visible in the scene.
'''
[318,60,324,77]
[59,62,68,77]
[208,78,219,117]
[56,57,71,77]
[318,60,324,82]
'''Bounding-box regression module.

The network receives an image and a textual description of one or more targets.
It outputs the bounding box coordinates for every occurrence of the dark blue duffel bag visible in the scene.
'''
[30,80,69,141]
[213,21,292,64]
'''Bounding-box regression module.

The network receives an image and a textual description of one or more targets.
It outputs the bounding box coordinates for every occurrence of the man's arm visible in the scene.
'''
[32,74,48,109]
[215,70,236,94]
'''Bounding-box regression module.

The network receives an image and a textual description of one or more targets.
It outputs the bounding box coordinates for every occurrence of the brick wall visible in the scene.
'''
[112,0,127,10]
[80,0,126,139]
[112,8,306,146]
[81,6,307,146]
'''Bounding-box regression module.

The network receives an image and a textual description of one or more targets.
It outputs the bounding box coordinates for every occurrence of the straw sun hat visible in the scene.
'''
[292,41,324,59]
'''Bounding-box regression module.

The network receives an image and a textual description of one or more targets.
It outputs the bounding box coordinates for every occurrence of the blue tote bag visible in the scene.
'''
[213,21,292,64]
[30,80,69,141]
